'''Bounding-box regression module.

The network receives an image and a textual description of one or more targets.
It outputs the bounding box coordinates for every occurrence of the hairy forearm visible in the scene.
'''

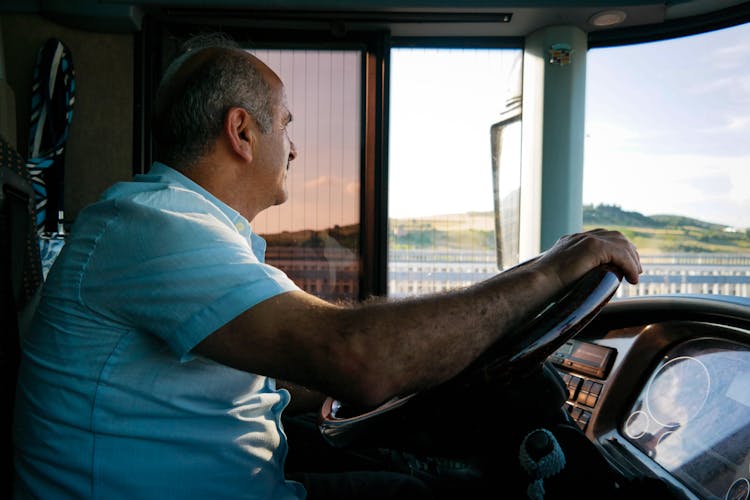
[328,263,554,406]
[196,229,640,409]
[197,261,559,409]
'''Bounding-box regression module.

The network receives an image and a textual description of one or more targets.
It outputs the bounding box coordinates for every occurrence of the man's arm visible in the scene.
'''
[195,229,641,408]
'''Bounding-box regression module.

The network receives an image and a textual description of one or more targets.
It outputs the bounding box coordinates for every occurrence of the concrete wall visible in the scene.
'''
[1,14,134,224]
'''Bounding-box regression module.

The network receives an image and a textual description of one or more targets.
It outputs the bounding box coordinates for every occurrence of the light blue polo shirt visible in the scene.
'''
[13,163,305,499]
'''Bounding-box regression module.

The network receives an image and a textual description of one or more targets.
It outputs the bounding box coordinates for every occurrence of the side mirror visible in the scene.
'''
[490,97,522,271]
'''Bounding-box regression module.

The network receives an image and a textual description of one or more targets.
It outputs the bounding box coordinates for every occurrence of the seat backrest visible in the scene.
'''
[0,136,42,496]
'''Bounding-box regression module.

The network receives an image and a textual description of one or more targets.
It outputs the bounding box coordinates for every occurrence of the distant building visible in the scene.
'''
[265,246,359,301]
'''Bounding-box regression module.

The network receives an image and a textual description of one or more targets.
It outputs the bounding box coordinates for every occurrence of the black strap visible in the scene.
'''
[0,207,20,371]
[0,168,35,495]
[0,175,31,375]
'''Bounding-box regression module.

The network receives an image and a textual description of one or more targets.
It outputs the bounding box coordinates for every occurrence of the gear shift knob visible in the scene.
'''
[519,428,566,499]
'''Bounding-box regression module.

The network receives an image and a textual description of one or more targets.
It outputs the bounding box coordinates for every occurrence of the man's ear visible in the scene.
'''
[225,107,256,162]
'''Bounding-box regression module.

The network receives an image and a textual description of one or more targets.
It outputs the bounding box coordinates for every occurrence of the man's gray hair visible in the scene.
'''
[152,34,273,170]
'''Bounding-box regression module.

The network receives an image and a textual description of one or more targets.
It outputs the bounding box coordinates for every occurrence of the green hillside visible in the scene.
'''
[583,204,655,228]
[262,205,750,254]
[583,204,750,253]
[389,213,495,250]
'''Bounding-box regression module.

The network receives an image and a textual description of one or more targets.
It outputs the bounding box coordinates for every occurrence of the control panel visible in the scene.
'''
[550,339,617,431]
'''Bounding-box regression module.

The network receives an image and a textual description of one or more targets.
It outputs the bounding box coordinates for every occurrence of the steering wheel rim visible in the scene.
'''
[319,264,622,449]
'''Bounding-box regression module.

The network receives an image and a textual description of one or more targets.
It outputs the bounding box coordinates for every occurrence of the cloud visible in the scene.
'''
[726,116,750,131]
[584,146,750,229]
[685,76,735,96]
[345,182,359,196]
[304,175,334,189]
[697,115,750,136]
[711,43,750,70]
[686,174,732,196]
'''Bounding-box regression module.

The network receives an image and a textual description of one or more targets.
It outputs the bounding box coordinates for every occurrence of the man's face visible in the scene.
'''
[251,80,297,208]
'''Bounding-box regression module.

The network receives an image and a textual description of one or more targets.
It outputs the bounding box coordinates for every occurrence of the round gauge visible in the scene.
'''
[624,410,650,439]
[656,430,674,449]
[725,478,749,500]
[646,356,710,428]
[654,430,682,468]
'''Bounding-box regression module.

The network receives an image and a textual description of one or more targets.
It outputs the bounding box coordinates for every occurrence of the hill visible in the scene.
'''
[583,204,655,228]
[583,204,750,254]
[582,204,729,231]
[260,205,750,254]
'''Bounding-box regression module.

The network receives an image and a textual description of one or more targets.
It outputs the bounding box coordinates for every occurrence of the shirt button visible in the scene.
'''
[235,221,245,232]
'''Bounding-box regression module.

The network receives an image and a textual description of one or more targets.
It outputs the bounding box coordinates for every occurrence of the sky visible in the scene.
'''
[254,21,750,233]
[388,48,519,219]
[389,21,750,230]
[583,21,750,229]
[250,49,362,234]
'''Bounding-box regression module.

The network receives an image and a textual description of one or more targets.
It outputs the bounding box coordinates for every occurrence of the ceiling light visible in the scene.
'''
[589,10,627,27]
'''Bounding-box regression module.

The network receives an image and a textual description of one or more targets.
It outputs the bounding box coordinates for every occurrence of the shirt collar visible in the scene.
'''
[143,162,252,237]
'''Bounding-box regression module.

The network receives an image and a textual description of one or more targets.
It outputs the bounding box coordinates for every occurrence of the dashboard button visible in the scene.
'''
[577,379,595,405]
[584,393,598,407]
[567,376,582,400]
[577,390,588,404]
[577,410,592,431]
[581,379,594,393]
[571,406,583,420]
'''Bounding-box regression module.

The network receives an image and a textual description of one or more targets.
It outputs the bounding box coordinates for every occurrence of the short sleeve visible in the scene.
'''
[79,188,299,358]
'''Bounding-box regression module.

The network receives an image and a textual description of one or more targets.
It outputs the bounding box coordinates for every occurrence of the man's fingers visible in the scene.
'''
[600,229,641,285]
[544,228,642,287]
[620,244,641,285]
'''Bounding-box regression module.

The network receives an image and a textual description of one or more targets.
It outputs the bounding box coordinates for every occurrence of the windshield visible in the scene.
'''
[584,22,750,298]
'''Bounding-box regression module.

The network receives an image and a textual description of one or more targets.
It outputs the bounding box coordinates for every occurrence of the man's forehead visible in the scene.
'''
[277,87,292,115]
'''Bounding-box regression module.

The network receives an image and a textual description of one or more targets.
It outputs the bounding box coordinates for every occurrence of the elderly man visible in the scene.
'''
[13,37,641,499]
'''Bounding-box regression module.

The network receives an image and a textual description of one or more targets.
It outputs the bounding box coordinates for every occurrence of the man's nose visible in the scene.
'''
[289,140,298,161]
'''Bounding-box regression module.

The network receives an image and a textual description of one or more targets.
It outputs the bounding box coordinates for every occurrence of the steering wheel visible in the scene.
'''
[318,264,622,451]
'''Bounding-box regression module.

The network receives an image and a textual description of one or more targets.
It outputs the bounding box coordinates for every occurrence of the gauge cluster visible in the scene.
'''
[548,296,750,499]
[622,338,750,499]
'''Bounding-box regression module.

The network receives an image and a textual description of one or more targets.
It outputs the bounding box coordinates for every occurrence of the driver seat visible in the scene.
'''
[0,136,44,497]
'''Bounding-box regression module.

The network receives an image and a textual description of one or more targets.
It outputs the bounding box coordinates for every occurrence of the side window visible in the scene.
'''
[251,49,362,301]
[584,22,750,298]
[387,47,523,297]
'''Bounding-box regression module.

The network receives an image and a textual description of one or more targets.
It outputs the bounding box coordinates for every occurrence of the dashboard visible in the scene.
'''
[552,295,750,500]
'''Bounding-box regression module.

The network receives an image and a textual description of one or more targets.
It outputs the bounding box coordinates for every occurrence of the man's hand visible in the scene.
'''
[534,229,642,289]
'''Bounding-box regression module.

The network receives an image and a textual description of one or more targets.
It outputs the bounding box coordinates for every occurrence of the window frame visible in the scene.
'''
[140,15,523,299]
[139,8,748,300]
[140,19,391,299]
